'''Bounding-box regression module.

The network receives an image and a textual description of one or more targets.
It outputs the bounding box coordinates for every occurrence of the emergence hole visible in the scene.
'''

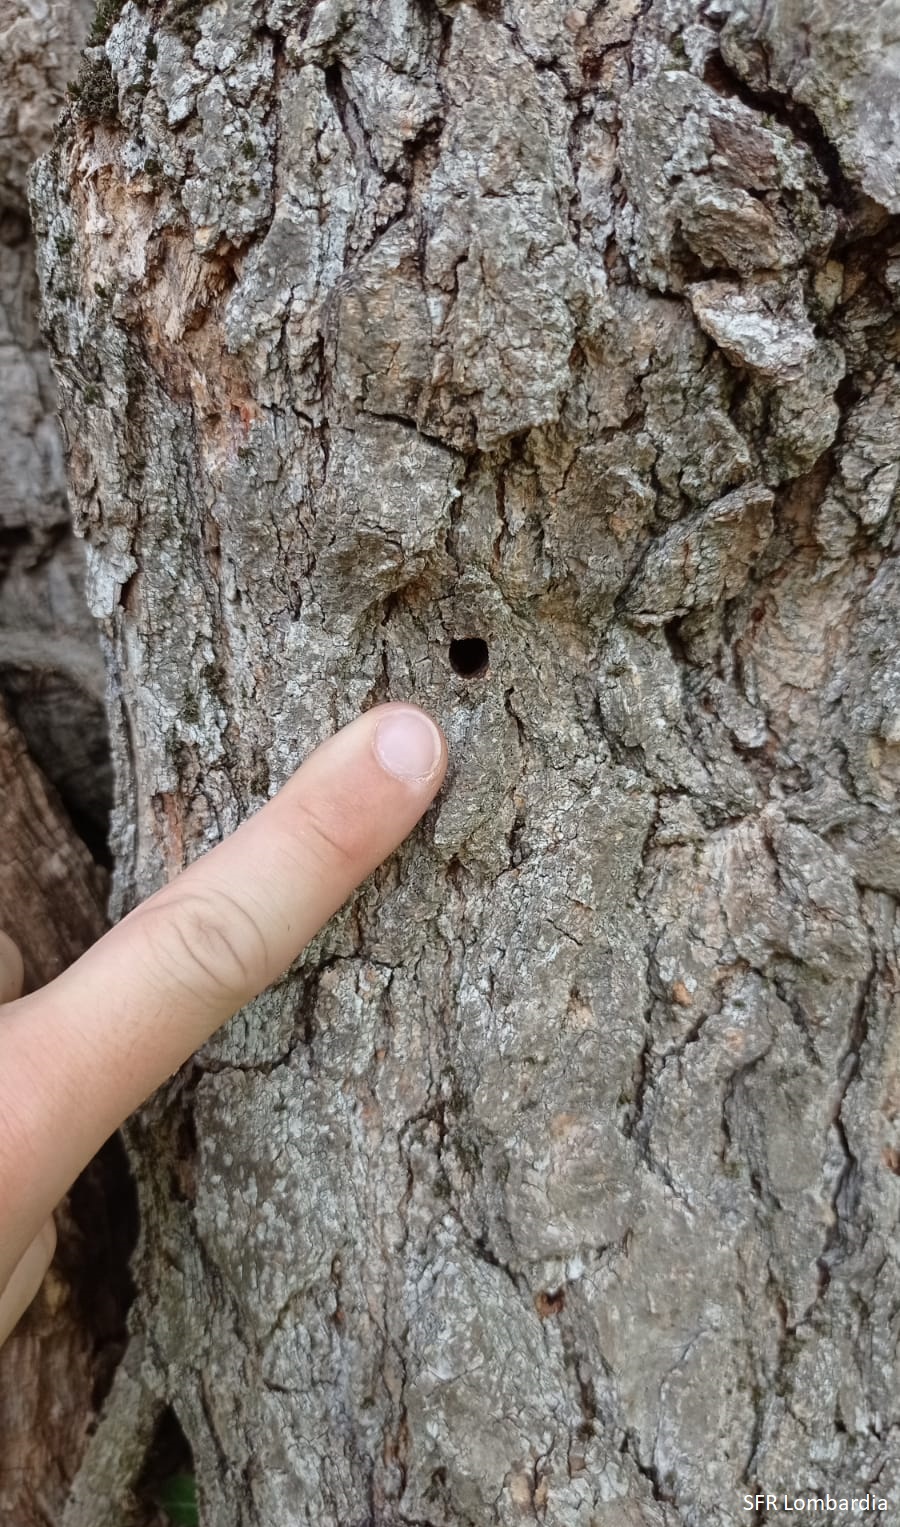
[449,636,489,677]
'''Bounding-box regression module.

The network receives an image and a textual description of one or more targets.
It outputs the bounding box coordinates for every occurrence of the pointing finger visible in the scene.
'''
[0,703,446,1269]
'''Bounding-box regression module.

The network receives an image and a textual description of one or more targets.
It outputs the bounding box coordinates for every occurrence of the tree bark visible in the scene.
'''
[31,0,900,1523]
[0,0,111,851]
[0,6,139,1521]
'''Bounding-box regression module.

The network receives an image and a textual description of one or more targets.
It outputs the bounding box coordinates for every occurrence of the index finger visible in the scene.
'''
[0,703,446,1261]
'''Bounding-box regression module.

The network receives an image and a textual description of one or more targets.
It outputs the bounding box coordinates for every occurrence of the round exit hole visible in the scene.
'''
[449,637,489,678]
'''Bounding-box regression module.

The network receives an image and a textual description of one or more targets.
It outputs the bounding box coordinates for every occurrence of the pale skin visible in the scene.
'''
[0,702,447,1346]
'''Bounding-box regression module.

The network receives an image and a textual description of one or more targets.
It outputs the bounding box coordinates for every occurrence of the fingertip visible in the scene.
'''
[370,702,447,788]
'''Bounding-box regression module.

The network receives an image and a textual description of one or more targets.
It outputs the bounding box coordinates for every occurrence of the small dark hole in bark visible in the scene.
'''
[449,636,489,677]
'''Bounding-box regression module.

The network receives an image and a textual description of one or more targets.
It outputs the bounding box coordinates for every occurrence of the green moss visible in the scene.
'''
[70,56,119,124]
[88,0,125,46]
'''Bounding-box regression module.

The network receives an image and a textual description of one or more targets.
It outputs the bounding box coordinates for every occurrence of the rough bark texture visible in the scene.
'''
[31,0,900,1523]
[0,694,105,988]
[0,5,136,1518]
[0,0,110,852]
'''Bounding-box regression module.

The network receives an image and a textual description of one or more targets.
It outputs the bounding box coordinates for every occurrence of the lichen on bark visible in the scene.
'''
[29,0,900,1522]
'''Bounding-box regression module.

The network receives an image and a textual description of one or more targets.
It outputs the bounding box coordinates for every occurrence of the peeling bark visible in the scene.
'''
[30,0,900,1523]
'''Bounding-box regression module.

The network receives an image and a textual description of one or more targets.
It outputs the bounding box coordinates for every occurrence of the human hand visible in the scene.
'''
[0,703,447,1345]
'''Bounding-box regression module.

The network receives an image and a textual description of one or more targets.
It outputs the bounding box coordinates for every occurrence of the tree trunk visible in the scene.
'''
[0,0,111,851]
[31,1,900,1523]
[0,6,139,1521]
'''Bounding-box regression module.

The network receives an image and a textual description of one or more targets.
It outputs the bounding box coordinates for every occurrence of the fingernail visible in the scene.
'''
[374,709,443,781]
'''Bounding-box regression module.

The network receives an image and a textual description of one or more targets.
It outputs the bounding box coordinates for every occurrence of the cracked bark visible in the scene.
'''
[28,0,900,1522]
[0,5,139,1522]
[0,0,110,849]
